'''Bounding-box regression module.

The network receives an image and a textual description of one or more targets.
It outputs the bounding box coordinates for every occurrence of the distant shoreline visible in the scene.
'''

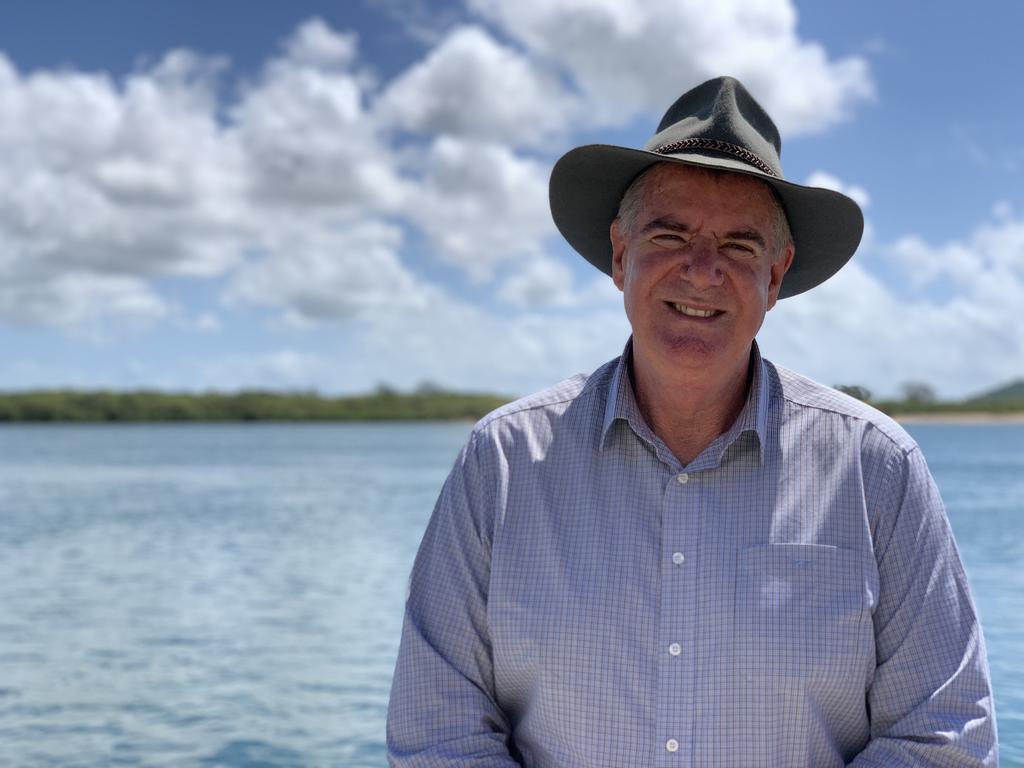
[894,412,1024,425]
[0,389,1021,424]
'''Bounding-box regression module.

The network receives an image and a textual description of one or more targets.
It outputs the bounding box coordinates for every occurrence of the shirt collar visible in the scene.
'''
[601,338,769,465]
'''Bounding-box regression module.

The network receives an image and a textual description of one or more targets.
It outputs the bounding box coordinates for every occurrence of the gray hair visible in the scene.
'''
[615,163,793,258]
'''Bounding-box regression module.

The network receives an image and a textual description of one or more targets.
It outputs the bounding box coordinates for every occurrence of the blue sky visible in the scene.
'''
[0,0,1021,398]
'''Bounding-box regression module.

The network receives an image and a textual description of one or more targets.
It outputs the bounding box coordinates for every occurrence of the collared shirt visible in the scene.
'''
[387,343,997,767]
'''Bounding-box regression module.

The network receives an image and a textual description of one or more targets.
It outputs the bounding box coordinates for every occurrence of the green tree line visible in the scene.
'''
[0,389,512,422]
[0,382,1020,423]
[834,382,1024,415]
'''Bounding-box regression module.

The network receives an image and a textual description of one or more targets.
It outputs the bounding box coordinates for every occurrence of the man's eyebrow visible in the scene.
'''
[724,228,768,248]
[641,218,768,249]
[640,217,690,234]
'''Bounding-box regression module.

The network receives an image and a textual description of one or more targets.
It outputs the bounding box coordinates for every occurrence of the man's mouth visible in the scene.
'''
[668,302,723,318]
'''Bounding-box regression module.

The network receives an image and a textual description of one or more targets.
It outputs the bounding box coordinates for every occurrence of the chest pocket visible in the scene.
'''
[734,544,870,685]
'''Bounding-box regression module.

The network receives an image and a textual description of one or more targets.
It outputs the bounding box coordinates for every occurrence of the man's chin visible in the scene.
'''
[639,332,752,378]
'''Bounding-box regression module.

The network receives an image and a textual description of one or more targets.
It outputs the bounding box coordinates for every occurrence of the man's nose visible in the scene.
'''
[678,238,724,287]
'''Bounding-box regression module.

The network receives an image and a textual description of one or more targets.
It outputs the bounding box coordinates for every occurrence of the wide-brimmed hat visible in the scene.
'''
[549,76,863,298]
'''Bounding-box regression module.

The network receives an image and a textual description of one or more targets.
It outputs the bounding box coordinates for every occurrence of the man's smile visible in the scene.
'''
[667,301,724,318]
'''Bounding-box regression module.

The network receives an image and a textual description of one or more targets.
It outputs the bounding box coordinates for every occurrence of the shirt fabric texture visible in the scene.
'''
[387,343,998,767]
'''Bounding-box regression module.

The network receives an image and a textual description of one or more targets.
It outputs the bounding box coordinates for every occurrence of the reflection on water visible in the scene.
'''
[907,423,1024,766]
[0,423,469,767]
[0,422,1021,766]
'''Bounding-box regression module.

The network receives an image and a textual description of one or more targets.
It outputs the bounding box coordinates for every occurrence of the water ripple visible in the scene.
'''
[0,422,1019,765]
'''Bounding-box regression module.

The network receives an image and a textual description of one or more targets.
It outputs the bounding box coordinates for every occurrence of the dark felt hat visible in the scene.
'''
[549,76,863,298]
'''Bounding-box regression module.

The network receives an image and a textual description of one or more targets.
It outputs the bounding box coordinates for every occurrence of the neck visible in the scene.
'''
[629,342,753,466]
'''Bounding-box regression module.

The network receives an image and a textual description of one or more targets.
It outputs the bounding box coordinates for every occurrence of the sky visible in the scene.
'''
[0,0,1022,399]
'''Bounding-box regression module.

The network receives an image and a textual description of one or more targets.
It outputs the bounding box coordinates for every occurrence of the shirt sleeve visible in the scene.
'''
[386,430,521,767]
[848,445,998,767]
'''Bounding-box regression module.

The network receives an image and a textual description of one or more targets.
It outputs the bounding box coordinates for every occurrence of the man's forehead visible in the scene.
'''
[637,162,779,220]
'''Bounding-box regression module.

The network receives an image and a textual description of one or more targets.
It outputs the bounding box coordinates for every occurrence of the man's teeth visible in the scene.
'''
[672,303,718,318]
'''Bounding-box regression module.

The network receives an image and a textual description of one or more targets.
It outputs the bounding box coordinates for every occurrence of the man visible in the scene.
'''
[387,77,997,766]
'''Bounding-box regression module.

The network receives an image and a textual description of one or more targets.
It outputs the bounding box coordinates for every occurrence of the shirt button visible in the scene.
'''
[676,473,689,484]
[672,551,685,565]
[666,738,680,753]
[668,642,682,656]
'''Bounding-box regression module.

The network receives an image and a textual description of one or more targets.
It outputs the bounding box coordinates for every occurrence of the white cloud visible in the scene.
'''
[193,312,222,333]
[283,17,358,68]
[496,256,576,308]
[0,48,249,331]
[376,25,573,146]
[467,0,873,136]
[0,272,168,334]
[232,23,405,210]
[763,209,1024,399]
[804,171,871,209]
[0,10,876,346]
[887,235,975,291]
[405,136,554,279]
[888,214,1024,296]
[26,13,1020,404]
[0,20,409,333]
[359,285,630,395]
[225,217,425,325]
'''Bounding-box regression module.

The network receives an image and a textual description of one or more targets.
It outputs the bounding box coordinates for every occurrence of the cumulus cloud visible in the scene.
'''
[225,217,425,325]
[764,207,1024,399]
[358,284,630,395]
[0,272,168,334]
[0,49,248,329]
[0,49,242,274]
[283,16,358,68]
[377,25,573,146]
[887,214,1024,301]
[0,8,877,339]
[0,11,924,398]
[496,256,576,308]
[405,136,554,279]
[467,0,873,136]
[804,171,871,209]
[233,20,406,210]
[0,18,410,331]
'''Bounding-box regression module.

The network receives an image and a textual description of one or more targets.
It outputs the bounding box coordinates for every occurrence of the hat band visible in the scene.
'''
[654,138,778,178]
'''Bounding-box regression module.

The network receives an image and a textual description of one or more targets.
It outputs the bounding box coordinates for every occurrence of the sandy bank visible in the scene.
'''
[894,412,1024,425]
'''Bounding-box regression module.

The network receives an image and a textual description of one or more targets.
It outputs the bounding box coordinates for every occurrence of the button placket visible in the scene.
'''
[658,469,698,765]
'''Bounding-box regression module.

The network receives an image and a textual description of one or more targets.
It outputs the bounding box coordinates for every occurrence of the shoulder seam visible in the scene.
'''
[781,390,914,453]
[473,371,607,433]
[772,371,916,455]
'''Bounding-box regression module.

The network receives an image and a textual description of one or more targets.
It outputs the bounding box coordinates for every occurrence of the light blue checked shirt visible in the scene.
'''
[387,343,997,767]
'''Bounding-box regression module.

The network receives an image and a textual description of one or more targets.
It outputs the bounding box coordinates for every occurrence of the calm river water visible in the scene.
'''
[0,422,1021,766]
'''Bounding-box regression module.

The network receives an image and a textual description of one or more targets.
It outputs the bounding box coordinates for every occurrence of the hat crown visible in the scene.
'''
[642,77,783,178]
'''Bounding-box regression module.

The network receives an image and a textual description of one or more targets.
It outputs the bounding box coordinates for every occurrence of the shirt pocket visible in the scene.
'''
[734,543,870,685]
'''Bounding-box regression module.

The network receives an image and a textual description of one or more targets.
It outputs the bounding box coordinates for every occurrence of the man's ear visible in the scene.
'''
[610,218,627,292]
[766,242,795,311]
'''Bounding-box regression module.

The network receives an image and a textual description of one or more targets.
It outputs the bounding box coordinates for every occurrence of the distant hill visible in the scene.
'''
[965,379,1024,405]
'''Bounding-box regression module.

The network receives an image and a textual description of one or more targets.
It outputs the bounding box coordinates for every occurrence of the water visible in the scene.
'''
[0,423,469,767]
[907,423,1024,765]
[0,422,1020,766]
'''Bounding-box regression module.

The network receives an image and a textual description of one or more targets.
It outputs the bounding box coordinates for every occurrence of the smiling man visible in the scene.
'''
[387,77,997,766]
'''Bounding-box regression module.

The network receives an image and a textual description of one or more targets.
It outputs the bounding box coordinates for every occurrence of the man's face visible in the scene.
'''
[610,163,793,380]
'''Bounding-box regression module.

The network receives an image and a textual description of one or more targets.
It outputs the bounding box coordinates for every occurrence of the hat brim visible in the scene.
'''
[549,145,864,299]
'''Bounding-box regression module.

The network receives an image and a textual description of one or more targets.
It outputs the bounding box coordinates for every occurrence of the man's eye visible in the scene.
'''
[653,233,685,244]
[724,243,756,257]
